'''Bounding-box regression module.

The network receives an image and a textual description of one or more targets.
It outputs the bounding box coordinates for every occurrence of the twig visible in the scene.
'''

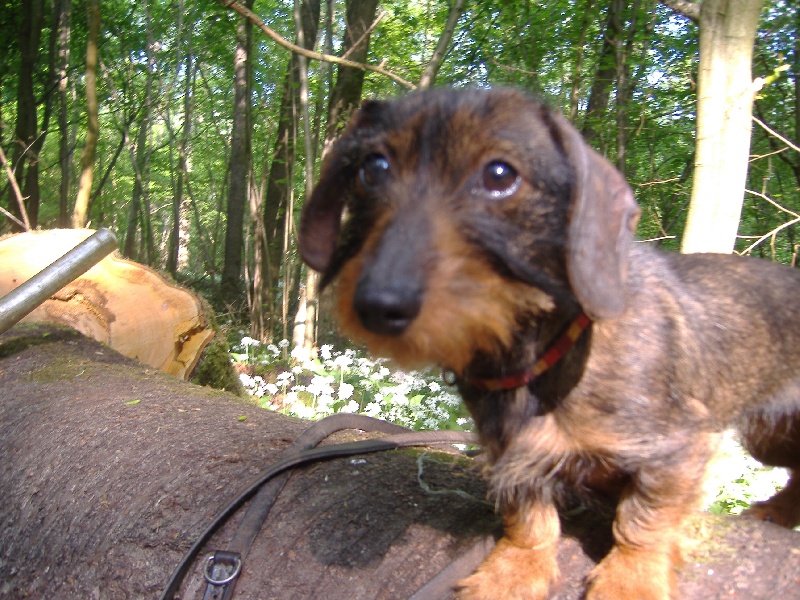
[738,216,800,256]
[635,177,681,187]
[753,116,800,154]
[636,235,676,243]
[216,0,415,90]
[0,145,31,230]
[341,10,387,61]
[0,205,27,230]
[745,188,800,219]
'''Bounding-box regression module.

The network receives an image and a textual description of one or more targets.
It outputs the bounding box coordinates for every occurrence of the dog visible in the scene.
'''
[298,87,800,599]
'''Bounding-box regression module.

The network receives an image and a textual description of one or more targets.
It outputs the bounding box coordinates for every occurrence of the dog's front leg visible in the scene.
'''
[586,459,707,600]
[458,499,560,600]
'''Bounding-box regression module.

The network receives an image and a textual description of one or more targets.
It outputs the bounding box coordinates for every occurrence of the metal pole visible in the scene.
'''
[0,228,118,335]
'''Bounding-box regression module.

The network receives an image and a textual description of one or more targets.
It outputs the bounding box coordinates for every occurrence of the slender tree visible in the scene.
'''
[323,0,381,146]
[220,0,254,303]
[56,0,72,227]
[680,0,766,253]
[9,0,45,230]
[418,0,467,89]
[258,0,322,339]
[72,0,100,228]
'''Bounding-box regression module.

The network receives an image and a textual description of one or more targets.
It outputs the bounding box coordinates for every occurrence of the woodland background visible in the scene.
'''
[1,0,799,350]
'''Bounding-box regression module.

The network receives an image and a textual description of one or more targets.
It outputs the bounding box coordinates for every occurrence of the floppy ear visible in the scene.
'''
[555,114,641,319]
[298,155,350,273]
[299,100,387,273]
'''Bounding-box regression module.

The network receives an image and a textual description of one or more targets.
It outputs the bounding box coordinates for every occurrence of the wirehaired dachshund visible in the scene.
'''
[298,87,800,599]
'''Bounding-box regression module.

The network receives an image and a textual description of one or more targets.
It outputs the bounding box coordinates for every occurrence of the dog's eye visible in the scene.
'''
[359,154,390,189]
[481,161,520,197]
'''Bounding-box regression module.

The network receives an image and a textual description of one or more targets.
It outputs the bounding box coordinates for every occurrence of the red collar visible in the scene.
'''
[456,312,591,392]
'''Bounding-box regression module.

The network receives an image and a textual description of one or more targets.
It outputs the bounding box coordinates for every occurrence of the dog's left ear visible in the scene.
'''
[557,115,641,319]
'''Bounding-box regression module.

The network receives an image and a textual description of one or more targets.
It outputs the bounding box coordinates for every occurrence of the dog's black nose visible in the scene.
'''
[353,282,422,336]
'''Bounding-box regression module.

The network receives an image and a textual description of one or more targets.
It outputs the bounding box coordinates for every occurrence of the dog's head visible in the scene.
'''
[299,88,640,373]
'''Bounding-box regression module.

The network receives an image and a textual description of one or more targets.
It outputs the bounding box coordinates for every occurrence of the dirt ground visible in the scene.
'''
[0,323,798,599]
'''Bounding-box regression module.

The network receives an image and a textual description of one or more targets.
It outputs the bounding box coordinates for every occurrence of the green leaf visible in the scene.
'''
[124,399,141,406]
[237,415,248,422]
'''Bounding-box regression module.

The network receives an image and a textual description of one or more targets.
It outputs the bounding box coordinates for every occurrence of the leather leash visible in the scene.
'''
[160,413,491,600]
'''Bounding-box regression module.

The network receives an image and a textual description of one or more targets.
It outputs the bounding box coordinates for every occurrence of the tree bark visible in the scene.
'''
[680,0,765,254]
[71,0,100,228]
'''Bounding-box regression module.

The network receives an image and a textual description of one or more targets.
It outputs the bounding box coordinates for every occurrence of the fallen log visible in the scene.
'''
[0,229,214,379]
[0,324,798,599]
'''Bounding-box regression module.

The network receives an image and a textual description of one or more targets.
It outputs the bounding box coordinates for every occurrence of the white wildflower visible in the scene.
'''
[341,400,360,413]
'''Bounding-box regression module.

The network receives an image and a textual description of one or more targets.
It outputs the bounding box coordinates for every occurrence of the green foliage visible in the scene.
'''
[704,431,790,517]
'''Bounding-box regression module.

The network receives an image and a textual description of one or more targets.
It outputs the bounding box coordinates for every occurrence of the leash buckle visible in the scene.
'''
[203,550,242,587]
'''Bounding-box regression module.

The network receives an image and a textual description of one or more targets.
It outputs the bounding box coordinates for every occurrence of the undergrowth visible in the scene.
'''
[230,334,790,517]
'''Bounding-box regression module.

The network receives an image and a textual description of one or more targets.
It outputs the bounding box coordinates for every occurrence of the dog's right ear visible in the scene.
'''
[555,114,641,319]
[298,153,349,273]
[299,100,386,273]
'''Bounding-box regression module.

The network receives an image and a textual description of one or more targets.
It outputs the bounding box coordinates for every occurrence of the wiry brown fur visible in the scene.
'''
[299,87,800,599]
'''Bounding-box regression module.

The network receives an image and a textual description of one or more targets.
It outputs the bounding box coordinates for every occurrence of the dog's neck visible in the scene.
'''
[457,308,593,458]
[458,308,591,392]
[461,312,591,392]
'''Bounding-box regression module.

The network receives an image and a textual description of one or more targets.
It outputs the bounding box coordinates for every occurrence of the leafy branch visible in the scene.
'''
[216,0,416,90]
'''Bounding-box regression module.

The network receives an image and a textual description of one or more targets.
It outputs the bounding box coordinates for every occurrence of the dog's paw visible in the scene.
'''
[456,538,558,600]
[743,490,800,529]
[586,547,673,600]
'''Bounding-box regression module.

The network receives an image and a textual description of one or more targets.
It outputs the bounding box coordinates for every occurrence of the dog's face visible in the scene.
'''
[300,88,639,374]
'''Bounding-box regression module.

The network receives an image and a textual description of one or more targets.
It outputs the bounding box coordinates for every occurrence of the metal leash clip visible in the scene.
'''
[202,550,242,599]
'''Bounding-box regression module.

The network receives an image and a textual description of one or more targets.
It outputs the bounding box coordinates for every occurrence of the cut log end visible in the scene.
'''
[0,228,214,379]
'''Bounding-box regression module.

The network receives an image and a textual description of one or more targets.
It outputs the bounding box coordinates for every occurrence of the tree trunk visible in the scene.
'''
[220,0,254,305]
[681,0,765,254]
[0,230,214,378]
[1,325,799,599]
[123,0,155,263]
[569,0,595,121]
[57,0,72,228]
[581,0,624,151]
[167,45,195,276]
[71,0,100,228]
[9,0,45,231]
[323,0,381,146]
[258,0,322,340]
[301,0,380,354]
[418,0,467,89]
